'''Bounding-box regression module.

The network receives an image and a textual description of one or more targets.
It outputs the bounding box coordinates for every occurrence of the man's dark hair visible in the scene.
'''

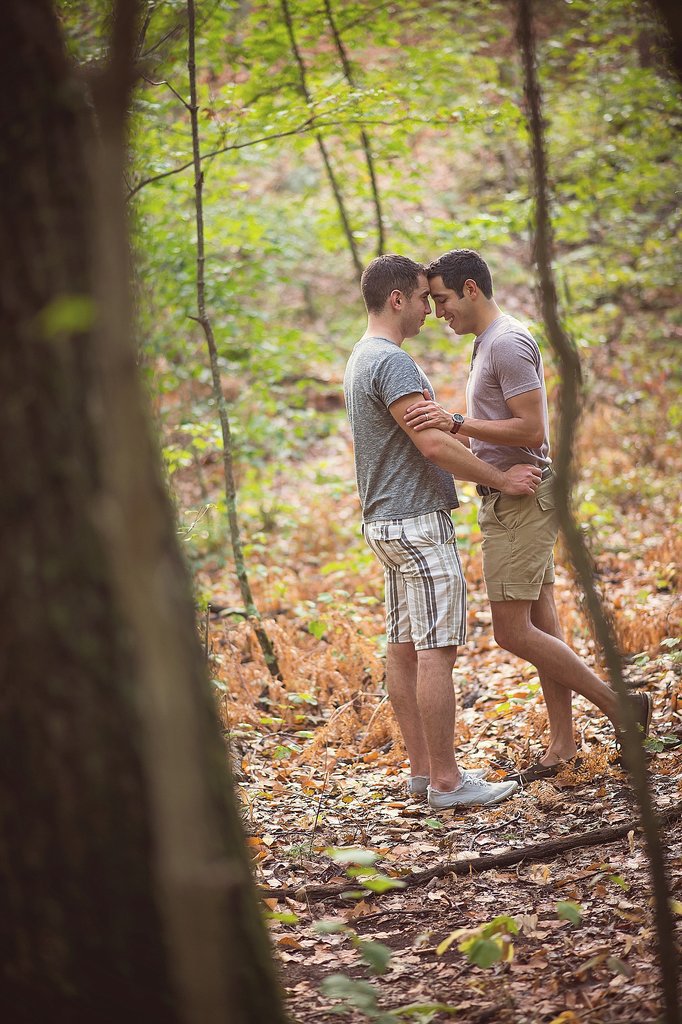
[361,254,425,314]
[426,249,494,300]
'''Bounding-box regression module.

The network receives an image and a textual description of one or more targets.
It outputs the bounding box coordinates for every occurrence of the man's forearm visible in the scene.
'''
[459,416,541,447]
[426,432,508,489]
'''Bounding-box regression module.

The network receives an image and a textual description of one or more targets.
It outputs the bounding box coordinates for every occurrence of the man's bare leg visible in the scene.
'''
[416,645,460,791]
[490,599,620,725]
[530,585,578,765]
[386,641,430,779]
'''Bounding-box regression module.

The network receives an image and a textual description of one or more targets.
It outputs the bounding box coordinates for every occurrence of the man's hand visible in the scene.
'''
[404,390,453,433]
[500,464,542,495]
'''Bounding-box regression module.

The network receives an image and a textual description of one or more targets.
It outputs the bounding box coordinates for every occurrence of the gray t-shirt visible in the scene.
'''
[344,336,458,522]
[465,314,551,472]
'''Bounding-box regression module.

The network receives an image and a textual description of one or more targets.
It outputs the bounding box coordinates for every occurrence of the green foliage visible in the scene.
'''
[315,849,437,1018]
[437,914,519,967]
[556,900,583,926]
[321,972,459,1022]
[355,939,393,975]
[327,847,380,867]
[59,0,679,586]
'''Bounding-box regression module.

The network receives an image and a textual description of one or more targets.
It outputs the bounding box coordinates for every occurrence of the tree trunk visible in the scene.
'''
[0,4,287,1022]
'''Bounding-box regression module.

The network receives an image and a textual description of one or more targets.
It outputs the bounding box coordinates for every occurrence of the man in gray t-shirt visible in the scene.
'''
[345,336,457,523]
[344,254,542,809]
[404,249,652,782]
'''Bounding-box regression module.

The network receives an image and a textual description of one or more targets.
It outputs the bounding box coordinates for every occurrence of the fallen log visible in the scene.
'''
[258,801,682,903]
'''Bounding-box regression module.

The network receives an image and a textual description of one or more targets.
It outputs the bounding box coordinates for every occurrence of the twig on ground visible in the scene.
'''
[468,814,522,851]
[308,749,330,858]
[360,694,389,751]
[258,801,682,903]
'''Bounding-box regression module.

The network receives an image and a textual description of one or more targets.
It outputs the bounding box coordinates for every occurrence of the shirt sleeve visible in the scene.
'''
[491,332,542,400]
[372,348,430,408]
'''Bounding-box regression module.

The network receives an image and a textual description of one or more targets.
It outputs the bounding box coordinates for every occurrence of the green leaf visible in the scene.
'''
[39,295,96,338]
[265,911,299,924]
[391,1002,461,1019]
[645,734,680,752]
[340,889,367,900]
[288,691,318,705]
[557,900,582,926]
[356,939,392,975]
[308,619,328,639]
[606,956,634,978]
[360,874,407,894]
[423,818,444,830]
[312,919,347,934]
[481,915,519,938]
[320,974,380,1012]
[436,929,466,956]
[460,936,505,968]
[270,745,293,760]
[327,847,379,866]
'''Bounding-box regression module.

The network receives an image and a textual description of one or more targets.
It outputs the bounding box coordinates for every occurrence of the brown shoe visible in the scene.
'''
[615,692,653,764]
[617,691,653,743]
[505,755,585,785]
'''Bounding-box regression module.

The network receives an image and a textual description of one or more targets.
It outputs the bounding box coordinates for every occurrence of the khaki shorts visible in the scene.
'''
[478,475,558,602]
[363,509,467,650]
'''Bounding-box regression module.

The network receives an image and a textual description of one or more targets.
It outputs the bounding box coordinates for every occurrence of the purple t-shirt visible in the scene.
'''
[465,314,551,472]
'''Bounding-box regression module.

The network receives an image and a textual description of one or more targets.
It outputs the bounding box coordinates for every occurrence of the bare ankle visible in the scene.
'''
[542,745,578,765]
[430,769,463,792]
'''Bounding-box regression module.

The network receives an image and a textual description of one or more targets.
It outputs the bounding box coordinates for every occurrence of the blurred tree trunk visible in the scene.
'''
[0,4,287,1023]
[516,2,679,1021]
[647,0,682,81]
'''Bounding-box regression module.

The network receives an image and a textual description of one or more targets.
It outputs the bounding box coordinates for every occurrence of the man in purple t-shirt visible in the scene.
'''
[404,249,651,782]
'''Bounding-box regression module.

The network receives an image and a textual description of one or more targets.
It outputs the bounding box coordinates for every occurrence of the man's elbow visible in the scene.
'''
[518,423,545,448]
[419,431,449,464]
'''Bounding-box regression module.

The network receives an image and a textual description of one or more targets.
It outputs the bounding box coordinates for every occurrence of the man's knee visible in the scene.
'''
[493,623,516,653]
[387,641,417,667]
[491,612,528,656]
[417,644,458,670]
[530,586,562,637]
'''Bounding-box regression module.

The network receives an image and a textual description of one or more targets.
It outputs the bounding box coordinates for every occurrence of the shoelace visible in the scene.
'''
[458,770,492,790]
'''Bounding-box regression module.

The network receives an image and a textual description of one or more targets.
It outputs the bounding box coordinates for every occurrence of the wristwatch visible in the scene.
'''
[450,413,465,435]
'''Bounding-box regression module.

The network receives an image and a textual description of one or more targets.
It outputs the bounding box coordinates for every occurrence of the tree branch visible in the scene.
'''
[515,2,680,1020]
[127,114,458,202]
[280,0,364,280]
[258,802,682,903]
[186,0,281,680]
[323,0,385,254]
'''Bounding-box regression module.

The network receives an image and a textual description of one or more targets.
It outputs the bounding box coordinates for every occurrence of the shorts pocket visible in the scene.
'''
[478,494,519,534]
[366,522,403,542]
[536,483,556,513]
[403,512,455,547]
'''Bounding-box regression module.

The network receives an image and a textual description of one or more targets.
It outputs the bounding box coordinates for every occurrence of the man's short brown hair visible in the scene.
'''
[427,249,494,300]
[361,254,425,314]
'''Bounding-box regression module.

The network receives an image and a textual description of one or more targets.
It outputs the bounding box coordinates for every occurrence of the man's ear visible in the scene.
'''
[389,289,402,310]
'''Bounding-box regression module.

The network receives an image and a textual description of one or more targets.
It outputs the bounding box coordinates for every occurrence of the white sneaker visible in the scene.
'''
[408,767,488,797]
[428,770,518,809]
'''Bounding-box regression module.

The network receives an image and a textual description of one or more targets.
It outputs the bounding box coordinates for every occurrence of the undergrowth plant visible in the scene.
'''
[314,849,458,1023]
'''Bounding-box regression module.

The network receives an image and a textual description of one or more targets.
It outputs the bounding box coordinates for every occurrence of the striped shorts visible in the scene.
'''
[363,509,467,651]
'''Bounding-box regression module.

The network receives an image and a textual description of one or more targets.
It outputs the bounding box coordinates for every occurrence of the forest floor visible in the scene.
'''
[172,337,682,1024]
